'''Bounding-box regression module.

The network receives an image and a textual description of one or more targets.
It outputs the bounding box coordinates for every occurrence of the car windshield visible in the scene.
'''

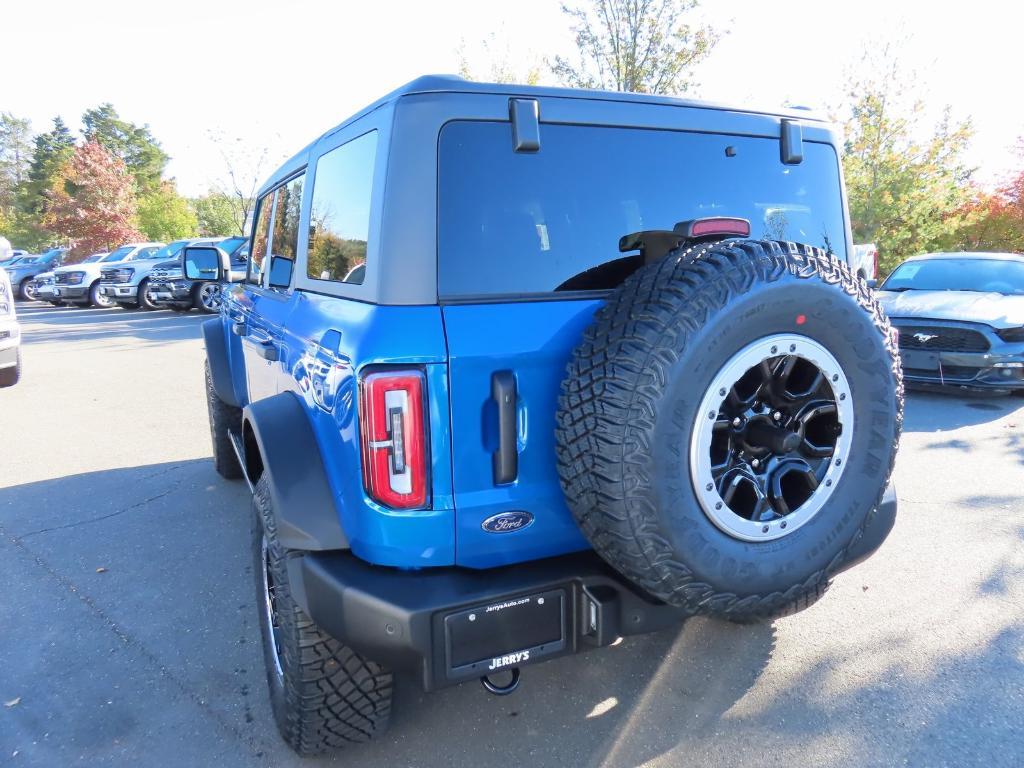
[81,254,106,263]
[220,236,247,256]
[881,258,1024,296]
[141,241,186,261]
[104,246,136,261]
[14,256,39,264]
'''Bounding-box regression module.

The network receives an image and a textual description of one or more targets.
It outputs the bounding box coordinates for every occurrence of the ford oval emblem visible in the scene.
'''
[481,511,534,534]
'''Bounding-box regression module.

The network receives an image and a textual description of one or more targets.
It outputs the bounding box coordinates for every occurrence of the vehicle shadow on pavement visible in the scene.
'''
[17,303,207,349]
[0,459,780,768]
[903,390,1022,433]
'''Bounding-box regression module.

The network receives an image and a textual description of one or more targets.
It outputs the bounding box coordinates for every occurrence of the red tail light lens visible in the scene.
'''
[359,369,429,509]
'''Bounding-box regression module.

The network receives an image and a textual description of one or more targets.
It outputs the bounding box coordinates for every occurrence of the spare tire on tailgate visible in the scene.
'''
[555,239,903,623]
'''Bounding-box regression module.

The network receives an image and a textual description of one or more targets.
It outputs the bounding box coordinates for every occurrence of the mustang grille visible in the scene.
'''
[897,325,990,352]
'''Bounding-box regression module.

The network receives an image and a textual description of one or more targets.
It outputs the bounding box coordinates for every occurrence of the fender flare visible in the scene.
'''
[244,392,349,552]
[201,318,238,407]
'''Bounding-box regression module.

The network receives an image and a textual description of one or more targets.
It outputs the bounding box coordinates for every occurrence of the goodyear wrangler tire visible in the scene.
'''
[253,475,393,755]
[556,240,903,622]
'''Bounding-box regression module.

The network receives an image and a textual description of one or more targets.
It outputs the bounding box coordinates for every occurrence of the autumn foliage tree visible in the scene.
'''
[551,0,717,94]
[954,141,1024,253]
[840,48,975,275]
[44,141,143,259]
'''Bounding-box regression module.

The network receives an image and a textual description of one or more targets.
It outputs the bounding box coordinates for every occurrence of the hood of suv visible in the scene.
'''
[877,289,1024,329]
[149,260,183,280]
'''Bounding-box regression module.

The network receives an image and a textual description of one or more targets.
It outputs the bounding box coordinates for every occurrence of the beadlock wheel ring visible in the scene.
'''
[689,333,854,542]
[260,534,284,680]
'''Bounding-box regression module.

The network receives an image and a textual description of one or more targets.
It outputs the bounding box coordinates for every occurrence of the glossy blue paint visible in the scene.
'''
[442,300,601,567]
[277,291,455,567]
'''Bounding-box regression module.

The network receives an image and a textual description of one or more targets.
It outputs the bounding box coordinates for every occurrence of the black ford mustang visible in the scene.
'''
[877,252,1024,394]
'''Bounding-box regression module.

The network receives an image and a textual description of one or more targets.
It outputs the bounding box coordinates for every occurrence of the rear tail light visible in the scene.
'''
[359,369,429,509]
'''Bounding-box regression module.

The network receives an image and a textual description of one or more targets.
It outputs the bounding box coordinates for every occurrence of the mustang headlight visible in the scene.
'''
[996,327,1024,343]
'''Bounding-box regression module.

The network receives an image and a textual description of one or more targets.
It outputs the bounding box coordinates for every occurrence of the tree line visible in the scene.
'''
[0,105,246,260]
[3,0,1022,272]
[461,0,1024,275]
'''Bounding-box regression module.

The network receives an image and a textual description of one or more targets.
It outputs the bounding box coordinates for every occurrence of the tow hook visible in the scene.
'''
[480,667,521,695]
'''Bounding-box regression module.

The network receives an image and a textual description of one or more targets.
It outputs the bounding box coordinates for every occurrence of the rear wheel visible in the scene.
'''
[0,350,21,387]
[205,360,243,480]
[252,474,393,755]
[557,240,903,623]
[90,280,115,308]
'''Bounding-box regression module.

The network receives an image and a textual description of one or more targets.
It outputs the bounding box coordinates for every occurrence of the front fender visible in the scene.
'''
[244,392,349,552]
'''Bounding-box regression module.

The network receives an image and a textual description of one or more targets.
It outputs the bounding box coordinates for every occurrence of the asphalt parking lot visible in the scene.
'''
[1,303,1022,768]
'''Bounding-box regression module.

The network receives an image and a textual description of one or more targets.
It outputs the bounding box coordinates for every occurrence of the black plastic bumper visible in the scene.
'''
[293,485,897,692]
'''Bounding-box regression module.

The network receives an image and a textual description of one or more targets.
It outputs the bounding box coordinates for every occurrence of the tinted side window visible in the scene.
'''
[307,131,377,285]
[438,122,848,296]
[249,192,274,282]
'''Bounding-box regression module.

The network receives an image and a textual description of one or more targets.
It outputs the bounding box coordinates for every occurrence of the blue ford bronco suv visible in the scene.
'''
[200,75,902,755]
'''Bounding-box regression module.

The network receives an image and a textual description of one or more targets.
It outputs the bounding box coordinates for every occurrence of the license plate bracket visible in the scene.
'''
[443,589,567,680]
[901,349,940,371]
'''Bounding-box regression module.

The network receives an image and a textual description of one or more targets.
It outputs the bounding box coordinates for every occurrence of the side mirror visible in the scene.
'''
[268,255,293,288]
[183,246,223,281]
[865,278,878,290]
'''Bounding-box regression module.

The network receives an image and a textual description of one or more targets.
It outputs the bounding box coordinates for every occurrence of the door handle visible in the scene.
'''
[491,370,518,485]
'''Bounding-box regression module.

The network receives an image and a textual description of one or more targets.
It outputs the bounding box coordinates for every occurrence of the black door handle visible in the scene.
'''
[491,371,517,485]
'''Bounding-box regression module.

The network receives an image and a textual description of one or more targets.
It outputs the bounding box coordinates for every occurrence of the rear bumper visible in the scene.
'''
[292,484,897,692]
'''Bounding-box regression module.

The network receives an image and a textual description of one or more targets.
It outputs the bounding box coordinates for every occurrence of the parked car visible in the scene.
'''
[6,247,68,300]
[148,236,247,313]
[96,241,168,309]
[851,242,879,282]
[52,246,156,307]
[200,76,902,756]
[877,251,1024,393]
[0,267,21,387]
[31,271,60,305]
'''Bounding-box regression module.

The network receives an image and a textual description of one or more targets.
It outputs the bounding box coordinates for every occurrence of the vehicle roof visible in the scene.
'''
[261,74,830,195]
[902,251,1024,263]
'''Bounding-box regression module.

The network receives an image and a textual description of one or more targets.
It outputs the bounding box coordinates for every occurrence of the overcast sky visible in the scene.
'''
[3,0,1018,197]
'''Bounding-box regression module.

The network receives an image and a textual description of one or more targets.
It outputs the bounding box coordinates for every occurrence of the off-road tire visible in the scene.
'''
[556,239,903,623]
[0,350,21,387]
[137,279,158,311]
[205,360,243,479]
[252,474,393,755]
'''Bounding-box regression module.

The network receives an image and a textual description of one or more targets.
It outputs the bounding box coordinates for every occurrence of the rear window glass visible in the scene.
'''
[438,122,848,296]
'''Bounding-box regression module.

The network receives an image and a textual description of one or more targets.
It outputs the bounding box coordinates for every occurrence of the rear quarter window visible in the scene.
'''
[307,130,377,285]
[438,121,848,297]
